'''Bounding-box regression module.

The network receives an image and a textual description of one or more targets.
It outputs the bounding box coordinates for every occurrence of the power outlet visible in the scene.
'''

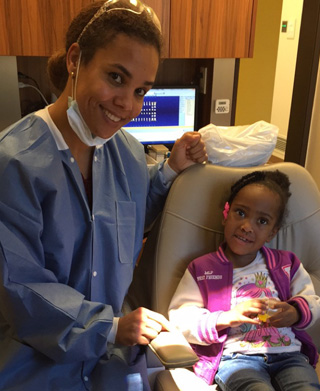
[215,99,230,114]
[287,19,296,39]
[199,67,208,94]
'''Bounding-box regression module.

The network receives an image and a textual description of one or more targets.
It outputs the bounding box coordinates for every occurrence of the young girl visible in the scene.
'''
[169,170,320,391]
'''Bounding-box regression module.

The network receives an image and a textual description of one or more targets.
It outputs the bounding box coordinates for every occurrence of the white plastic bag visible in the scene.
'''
[199,120,278,167]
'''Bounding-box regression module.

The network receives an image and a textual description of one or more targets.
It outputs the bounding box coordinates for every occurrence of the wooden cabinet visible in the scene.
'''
[0,0,94,56]
[0,0,256,58]
[144,0,170,57]
[169,0,257,58]
[144,0,257,59]
[0,0,170,57]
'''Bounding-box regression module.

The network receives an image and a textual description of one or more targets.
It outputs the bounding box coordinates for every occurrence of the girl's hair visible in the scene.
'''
[47,0,163,93]
[228,170,292,228]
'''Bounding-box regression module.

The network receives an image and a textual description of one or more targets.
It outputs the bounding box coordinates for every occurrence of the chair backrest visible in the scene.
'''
[127,162,320,350]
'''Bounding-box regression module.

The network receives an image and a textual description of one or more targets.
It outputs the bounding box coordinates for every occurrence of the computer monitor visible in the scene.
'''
[122,86,198,145]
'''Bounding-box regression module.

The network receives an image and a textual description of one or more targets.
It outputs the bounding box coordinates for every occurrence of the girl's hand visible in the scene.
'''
[266,301,300,328]
[217,299,268,330]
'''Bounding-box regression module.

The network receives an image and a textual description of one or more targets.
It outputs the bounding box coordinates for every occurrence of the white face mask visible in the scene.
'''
[66,52,115,147]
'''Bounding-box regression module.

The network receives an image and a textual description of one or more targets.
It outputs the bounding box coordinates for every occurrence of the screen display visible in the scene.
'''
[122,87,197,145]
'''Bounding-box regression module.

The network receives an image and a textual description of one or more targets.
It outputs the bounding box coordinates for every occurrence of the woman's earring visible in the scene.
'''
[70,71,75,79]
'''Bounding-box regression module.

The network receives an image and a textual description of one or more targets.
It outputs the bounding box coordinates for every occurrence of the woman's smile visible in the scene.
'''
[101,106,122,123]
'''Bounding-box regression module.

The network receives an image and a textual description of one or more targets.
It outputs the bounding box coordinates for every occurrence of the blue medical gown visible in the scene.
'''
[0,114,170,390]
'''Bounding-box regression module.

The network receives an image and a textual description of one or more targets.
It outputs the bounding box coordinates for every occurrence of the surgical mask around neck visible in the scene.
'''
[67,97,113,147]
[66,52,114,147]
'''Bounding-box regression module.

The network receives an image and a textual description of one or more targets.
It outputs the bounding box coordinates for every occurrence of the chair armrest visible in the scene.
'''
[149,331,199,369]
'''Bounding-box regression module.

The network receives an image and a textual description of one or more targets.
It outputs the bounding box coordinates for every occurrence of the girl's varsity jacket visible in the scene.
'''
[187,245,319,385]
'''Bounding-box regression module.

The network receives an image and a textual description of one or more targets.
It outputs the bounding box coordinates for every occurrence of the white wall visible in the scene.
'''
[270,0,303,140]
[305,56,320,190]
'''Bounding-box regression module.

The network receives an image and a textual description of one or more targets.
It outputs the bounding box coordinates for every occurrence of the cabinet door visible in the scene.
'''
[0,0,170,57]
[0,0,93,56]
[170,0,257,58]
[144,0,170,58]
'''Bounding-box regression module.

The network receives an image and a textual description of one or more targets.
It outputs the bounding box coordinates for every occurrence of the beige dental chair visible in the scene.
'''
[127,162,320,390]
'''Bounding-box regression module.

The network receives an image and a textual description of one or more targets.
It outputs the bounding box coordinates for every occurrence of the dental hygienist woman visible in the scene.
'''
[0,1,207,390]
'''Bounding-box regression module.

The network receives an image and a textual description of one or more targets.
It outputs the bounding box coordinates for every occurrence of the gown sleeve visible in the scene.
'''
[144,161,172,229]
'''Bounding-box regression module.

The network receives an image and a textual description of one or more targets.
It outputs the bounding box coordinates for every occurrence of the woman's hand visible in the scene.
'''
[168,132,208,174]
[116,307,172,346]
